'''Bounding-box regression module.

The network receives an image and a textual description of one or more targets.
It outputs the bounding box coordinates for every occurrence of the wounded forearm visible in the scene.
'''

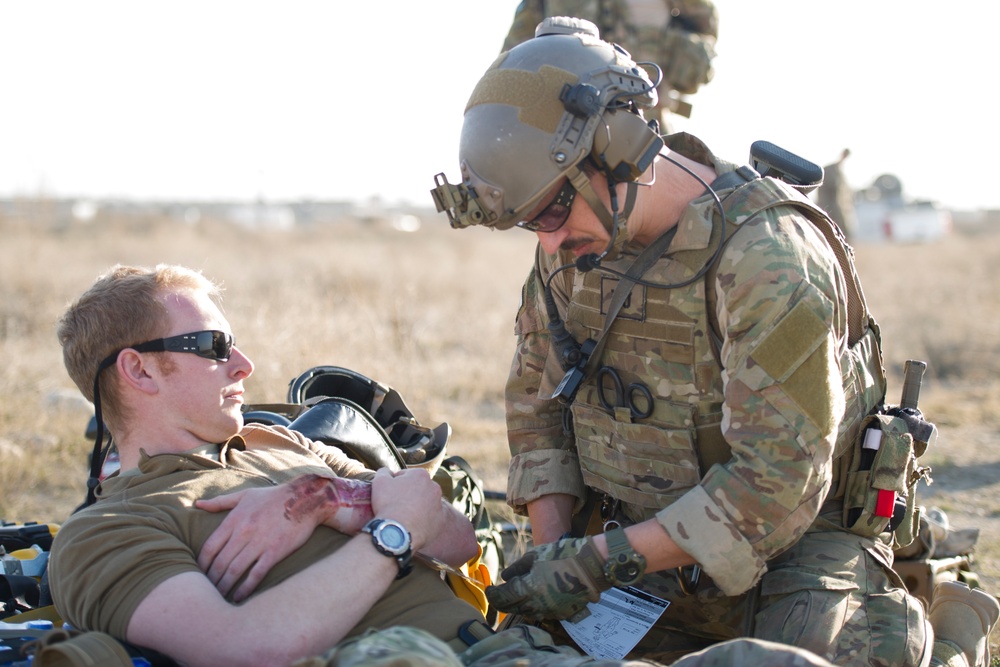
[285,474,374,533]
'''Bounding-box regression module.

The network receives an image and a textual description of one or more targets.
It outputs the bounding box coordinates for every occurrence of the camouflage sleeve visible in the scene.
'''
[653,0,718,96]
[656,206,848,595]
[667,0,719,37]
[506,247,588,516]
[502,0,546,52]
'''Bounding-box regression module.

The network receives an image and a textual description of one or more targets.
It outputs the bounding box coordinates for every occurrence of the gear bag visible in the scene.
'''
[284,365,451,472]
[1,522,60,623]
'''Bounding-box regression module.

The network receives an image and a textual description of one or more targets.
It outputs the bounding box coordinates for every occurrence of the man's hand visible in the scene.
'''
[196,474,372,601]
[486,536,610,621]
[370,467,448,552]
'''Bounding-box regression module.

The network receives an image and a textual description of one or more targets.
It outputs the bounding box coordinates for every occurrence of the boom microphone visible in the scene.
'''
[576,253,602,272]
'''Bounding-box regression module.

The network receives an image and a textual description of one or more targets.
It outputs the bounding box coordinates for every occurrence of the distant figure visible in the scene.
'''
[501,0,718,131]
[817,148,859,242]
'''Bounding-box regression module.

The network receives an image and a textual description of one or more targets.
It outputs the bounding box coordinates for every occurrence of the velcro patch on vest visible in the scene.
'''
[514,270,546,335]
[600,276,646,321]
[751,301,835,430]
[752,300,827,383]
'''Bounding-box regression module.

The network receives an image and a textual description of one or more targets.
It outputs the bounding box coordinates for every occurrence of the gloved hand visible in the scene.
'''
[485,536,610,622]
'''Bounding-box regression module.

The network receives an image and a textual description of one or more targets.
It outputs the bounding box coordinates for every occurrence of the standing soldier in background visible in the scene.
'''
[816,148,859,242]
[502,0,718,132]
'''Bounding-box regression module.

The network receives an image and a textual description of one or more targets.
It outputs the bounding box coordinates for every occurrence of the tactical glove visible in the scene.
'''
[485,536,609,622]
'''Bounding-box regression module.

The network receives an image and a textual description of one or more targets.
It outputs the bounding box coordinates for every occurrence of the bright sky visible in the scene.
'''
[3,1,998,211]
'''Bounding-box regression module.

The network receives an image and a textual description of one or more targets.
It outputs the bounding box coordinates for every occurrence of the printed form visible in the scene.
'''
[560,586,669,660]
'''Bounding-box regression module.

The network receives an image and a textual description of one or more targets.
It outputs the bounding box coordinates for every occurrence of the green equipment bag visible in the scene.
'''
[433,455,506,585]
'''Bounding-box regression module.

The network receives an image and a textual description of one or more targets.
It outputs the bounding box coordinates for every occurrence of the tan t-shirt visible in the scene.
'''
[49,424,483,642]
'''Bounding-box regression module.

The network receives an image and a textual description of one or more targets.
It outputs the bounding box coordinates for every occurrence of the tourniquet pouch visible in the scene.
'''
[841,412,920,544]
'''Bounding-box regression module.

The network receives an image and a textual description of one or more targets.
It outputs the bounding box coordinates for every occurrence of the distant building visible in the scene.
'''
[854,174,951,244]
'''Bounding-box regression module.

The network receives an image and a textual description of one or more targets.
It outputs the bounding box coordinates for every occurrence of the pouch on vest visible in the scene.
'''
[841,411,932,547]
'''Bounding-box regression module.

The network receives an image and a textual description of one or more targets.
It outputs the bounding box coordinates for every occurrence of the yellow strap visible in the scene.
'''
[444,546,493,620]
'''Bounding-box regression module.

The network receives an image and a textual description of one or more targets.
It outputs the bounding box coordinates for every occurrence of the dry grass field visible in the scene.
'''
[3,206,1000,654]
[0,211,539,517]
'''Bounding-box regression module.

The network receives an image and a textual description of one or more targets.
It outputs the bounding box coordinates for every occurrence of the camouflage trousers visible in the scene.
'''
[297,624,839,667]
[594,528,931,667]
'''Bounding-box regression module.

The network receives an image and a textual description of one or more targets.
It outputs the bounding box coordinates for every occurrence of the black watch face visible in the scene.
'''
[611,562,640,584]
[379,523,408,553]
[606,553,642,586]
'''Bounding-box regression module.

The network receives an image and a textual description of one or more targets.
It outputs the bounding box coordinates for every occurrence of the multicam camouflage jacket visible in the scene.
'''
[505,133,886,595]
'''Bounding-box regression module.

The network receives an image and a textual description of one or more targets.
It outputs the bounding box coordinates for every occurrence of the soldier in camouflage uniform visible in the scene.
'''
[501,0,718,131]
[816,148,859,242]
[432,17,998,667]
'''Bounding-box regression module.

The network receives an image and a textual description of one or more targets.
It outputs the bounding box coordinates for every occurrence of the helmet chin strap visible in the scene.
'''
[567,168,637,264]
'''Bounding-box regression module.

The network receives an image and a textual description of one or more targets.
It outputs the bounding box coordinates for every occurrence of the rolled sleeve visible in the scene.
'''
[507,448,587,514]
[656,485,766,594]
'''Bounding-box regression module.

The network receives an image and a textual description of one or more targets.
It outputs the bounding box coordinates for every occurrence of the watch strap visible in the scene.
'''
[393,553,414,580]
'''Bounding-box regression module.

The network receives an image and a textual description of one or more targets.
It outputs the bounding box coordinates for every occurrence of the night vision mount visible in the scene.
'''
[431,173,490,230]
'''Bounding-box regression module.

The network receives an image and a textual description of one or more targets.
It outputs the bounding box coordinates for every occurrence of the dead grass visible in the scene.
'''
[0,213,538,516]
[855,231,1000,389]
[3,208,1000,651]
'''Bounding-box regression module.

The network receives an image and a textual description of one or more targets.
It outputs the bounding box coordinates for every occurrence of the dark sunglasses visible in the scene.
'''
[96,329,235,374]
[516,180,577,233]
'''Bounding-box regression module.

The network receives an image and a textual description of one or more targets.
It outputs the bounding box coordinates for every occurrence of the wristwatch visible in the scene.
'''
[602,526,646,587]
[362,518,413,579]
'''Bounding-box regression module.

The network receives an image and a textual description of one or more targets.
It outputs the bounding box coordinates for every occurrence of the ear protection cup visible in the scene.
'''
[591,109,665,182]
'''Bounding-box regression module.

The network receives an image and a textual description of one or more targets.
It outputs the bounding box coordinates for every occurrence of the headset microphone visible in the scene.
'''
[576,253,602,272]
[574,162,625,273]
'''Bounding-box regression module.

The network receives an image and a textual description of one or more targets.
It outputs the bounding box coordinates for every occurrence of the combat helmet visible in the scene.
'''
[431,16,664,234]
[286,365,449,474]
